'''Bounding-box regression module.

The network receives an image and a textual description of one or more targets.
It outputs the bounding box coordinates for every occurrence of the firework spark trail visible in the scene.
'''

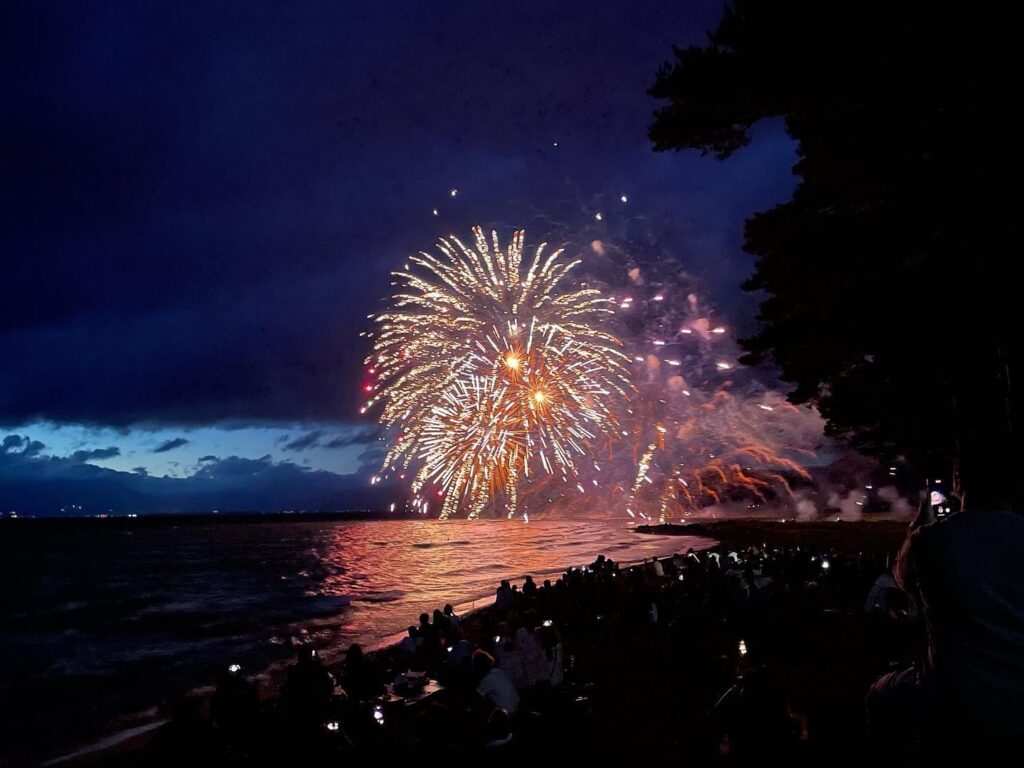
[367,227,631,519]
[587,236,821,522]
[517,230,825,522]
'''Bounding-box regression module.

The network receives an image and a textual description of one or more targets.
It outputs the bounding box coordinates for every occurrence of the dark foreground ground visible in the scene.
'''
[54,519,915,767]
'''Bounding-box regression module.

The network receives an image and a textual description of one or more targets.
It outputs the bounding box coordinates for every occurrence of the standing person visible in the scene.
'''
[418,612,440,669]
[418,612,436,646]
[443,603,461,638]
[432,609,452,645]
[522,575,538,597]
[494,580,513,610]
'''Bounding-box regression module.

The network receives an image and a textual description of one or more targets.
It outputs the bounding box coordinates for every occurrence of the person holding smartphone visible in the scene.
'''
[868,460,1024,760]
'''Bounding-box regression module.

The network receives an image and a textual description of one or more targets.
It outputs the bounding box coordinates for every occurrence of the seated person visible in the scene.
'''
[397,625,420,661]
[341,643,383,701]
[474,650,520,715]
[281,647,334,723]
[441,639,474,689]
[514,622,545,688]
[211,664,259,736]
[485,708,514,749]
[537,622,564,688]
[495,631,528,691]
[714,660,799,762]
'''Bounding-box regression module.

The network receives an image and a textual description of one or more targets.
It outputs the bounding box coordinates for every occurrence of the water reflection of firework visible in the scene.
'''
[366,227,631,519]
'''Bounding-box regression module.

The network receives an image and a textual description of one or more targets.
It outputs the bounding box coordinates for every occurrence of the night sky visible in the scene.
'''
[2,1,797,514]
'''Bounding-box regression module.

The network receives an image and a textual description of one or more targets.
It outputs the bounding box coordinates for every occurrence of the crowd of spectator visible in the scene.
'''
[146,523,1021,766]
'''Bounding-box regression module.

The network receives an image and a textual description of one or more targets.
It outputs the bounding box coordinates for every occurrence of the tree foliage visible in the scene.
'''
[650,1,1020,498]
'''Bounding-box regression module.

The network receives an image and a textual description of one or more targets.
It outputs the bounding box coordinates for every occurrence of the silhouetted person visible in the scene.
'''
[864,569,900,615]
[282,647,334,724]
[210,665,259,740]
[432,608,451,644]
[149,697,221,768]
[341,643,382,702]
[869,465,1024,759]
[443,603,461,638]
[521,575,537,597]
[418,611,435,642]
[441,638,474,689]
[417,611,439,659]
[494,579,513,610]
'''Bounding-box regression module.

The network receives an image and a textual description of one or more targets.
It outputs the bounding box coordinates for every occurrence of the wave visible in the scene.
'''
[349,590,405,603]
[410,540,472,549]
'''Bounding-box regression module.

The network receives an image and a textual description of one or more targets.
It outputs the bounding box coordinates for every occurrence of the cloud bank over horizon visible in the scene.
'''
[0,433,390,516]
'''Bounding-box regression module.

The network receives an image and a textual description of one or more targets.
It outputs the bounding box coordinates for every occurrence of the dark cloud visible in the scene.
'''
[2,434,46,457]
[324,426,382,449]
[198,455,218,463]
[0,441,389,515]
[283,430,323,452]
[356,441,388,469]
[69,446,121,463]
[153,437,189,453]
[133,466,149,475]
[1,0,794,429]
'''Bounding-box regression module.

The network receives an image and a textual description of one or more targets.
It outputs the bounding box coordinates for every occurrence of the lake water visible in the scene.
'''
[0,517,710,764]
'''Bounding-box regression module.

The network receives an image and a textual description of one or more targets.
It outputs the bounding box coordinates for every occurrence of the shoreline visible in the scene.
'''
[40,528,710,768]
[35,519,911,767]
[636,518,908,552]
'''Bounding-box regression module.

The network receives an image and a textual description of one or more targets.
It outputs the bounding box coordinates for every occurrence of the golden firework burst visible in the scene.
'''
[367,227,630,518]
